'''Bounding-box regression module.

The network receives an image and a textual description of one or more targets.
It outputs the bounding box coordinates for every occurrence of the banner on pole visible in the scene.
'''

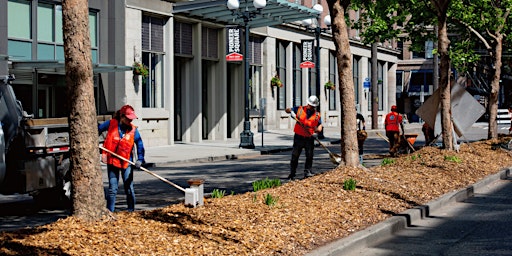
[300,39,315,68]
[226,27,243,61]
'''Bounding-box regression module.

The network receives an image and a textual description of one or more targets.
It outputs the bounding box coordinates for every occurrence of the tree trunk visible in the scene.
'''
[62,0,109,221]
[487,35,503,140]
[371,42,379,129]
[327,0,359,166]
[435,0,453,150]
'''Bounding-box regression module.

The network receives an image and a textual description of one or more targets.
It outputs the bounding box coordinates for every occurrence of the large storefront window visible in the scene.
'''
[142,15,165,108]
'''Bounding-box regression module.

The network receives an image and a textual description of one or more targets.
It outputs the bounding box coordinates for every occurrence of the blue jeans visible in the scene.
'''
[107,164,135,212]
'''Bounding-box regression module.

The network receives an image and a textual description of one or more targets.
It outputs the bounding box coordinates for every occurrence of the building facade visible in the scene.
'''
[1,0,400,147]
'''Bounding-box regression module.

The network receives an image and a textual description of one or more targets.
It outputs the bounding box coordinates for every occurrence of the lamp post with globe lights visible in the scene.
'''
[303,4,331,139]
[227,0,266,149]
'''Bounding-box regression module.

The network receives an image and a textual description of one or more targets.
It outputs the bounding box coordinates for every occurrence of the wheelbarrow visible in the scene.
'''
[400,134,418,154]
[376,132,417,155]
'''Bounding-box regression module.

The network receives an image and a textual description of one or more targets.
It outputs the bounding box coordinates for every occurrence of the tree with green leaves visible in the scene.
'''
[63,0,109,221]
[450,0,512,139]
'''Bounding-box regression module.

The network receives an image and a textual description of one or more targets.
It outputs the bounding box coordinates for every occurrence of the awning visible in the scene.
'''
[173,0,320,28]
[9,60,132,74]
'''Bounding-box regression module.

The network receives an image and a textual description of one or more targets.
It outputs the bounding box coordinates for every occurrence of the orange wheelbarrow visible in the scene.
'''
[400,134,418,154]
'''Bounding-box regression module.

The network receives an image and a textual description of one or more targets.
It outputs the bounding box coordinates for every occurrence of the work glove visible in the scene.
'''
[290,111,297,119]
[134,160,142,169]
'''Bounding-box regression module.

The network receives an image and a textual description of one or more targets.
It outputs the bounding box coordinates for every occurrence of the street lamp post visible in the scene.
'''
[303,4,331,139]
[227,0,266,149]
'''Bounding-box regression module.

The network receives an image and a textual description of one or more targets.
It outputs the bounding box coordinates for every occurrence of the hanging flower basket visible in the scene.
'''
[133,62,149,78]
[324,80,335,90]
[271,75,283,88]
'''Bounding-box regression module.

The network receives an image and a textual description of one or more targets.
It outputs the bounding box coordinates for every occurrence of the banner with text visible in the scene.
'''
[226,27,243,61]
[300,39,315,68]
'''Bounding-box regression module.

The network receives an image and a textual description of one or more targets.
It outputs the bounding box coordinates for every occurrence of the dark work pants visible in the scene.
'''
[290,134,315,175]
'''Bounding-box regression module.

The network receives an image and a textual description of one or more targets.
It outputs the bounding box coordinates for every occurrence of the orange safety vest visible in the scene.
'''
[102,119,136,169]
[385,111,402,132]
[294,106,320,137]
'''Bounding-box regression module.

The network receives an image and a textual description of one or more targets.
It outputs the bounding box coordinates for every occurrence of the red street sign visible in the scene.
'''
[226,53,243,61]
[300,61,315,68]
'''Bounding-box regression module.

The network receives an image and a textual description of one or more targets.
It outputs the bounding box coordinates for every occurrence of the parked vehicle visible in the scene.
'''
[0,74,108,207]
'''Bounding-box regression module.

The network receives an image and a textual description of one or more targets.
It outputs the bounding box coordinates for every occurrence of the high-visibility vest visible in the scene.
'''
[385,111,402,132]
[293,106,320,137]
[102,119,136,169]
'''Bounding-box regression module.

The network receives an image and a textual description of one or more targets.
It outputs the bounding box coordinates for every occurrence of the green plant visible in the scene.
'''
[381,158,395,166]
[343,178,357,191]
[211,189,226,198]
[270,75,283,87]
[252,178,282,192]
[324,80,335,90]
[444,155,462,163]
[264,193,278,206]
[410,154,421,161]
[132,62,149,78]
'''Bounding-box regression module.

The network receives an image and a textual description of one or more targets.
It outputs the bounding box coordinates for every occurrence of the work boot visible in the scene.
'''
[304,169,314,178]
[287,171,296,180]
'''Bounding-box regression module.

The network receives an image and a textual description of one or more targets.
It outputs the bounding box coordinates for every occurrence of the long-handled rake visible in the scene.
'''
[99,146,186,193]
[291,116,341,164]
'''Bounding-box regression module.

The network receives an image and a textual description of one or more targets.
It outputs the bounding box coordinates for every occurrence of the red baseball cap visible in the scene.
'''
[391,105,398,111]
[120,105,138,120]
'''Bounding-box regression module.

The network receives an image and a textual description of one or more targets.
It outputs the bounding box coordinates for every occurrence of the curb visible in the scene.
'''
[306,167,511,256]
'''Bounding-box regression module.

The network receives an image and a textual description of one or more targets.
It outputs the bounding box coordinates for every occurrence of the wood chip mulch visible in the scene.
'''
[1,136,512,256]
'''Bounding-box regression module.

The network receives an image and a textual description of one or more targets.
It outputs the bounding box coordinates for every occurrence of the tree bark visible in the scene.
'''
[62,0,109,221]
[435,0,453,150]
[327,0,359,166]
[488,35,503,139]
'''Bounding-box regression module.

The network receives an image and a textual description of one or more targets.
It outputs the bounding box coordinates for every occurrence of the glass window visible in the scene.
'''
[38,3,54,42]
[276,41,287,110]
[328,51,337,110]
[89,12,97,48]
[142,15,166,108]
[8,40,32,60]
[55,6,63,43]
[8,0,31,39]
[378,61,384,111]
[353,56,360,105]
[38,43,55,60]
[292,44,302,107]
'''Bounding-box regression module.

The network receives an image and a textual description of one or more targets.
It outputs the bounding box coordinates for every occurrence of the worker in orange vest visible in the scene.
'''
[99,105,145,212]
[285,96,323,180]
[384,105,404,156]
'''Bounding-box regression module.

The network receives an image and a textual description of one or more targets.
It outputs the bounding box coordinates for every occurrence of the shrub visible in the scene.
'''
[343,178,357,191]
[211,189,226,198]
[253,178,281,192]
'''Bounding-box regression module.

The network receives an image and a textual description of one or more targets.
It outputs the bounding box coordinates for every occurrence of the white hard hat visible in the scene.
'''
[307,95,319,107]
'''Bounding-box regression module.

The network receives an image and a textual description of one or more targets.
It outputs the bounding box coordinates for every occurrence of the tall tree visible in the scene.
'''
[326,0,359,166]
[351,0,406,129]
[396,0,454,149]
[450,0,512,139]
[62,0,109,220]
